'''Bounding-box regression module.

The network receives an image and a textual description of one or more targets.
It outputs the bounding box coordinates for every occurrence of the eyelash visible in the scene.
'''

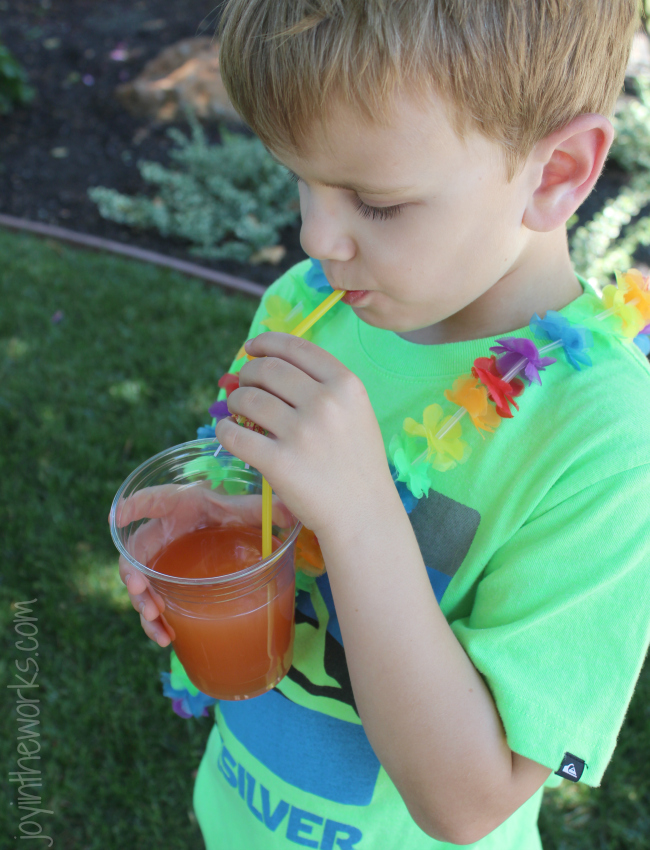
[287,171,406,222]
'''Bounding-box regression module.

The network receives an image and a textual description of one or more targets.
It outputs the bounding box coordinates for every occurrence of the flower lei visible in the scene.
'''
[389,269,650,498]
[204,265,650,503]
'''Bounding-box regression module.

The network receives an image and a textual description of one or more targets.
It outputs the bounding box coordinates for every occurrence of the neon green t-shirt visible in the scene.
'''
[192,260,650,849]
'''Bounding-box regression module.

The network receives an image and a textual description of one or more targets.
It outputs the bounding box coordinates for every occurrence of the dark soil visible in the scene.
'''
[0,0,307,287]
[0,0,645,286]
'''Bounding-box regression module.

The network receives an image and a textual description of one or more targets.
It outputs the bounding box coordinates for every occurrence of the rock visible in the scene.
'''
[116,37,244,125]
[249,245,287,266]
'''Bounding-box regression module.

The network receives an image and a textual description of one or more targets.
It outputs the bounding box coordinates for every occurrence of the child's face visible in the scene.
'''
[273,92,542,343]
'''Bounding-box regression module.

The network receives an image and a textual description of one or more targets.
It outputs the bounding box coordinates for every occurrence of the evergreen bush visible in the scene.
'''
[570,77,650,285]
[0,38,34,114]
[88,116,300,263]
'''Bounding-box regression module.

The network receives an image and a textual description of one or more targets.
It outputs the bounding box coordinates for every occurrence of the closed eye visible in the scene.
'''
[353,198,406,221]
[287,170,406,222]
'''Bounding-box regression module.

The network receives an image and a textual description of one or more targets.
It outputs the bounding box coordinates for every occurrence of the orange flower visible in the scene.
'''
[616,269,650,326]
[444,375,502,434]
[295,527,325,576]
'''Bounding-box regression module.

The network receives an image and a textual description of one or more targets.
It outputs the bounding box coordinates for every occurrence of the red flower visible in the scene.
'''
[218,373,240,397]
[471,356,524,419]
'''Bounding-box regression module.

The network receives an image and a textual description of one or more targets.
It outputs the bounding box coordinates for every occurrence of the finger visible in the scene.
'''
[140,611,173,647]
[114,485,187,527]
[238,354,317,409]
[130,585,164,621]
[201,492,294,528]
[119,557,163,618]
[119,556,150,593]
[215,416,279,476]
[226,385,294,439]
[245,332,345,384]
[120,517,170,566]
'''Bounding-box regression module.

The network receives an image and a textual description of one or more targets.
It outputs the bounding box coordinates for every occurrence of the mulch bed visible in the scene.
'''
[0,0,644,287]
[0,0,306,287]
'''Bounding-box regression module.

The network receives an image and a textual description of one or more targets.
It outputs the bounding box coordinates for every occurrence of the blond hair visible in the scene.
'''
[218,0,640,177]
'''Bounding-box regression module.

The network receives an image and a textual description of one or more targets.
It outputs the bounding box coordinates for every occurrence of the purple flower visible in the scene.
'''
[530,311,593,371]
[305,259,333,294]
[110,44,128,62]
[208,399,230,419]
[490,337,556,385]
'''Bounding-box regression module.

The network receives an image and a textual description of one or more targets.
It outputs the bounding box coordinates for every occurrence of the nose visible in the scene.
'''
[299,187,356,263]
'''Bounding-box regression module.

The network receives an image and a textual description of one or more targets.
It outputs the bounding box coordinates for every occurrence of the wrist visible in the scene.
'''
[313,472,406,555]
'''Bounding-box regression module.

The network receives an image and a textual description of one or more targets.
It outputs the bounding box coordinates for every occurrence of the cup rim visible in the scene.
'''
[110,439,302,586]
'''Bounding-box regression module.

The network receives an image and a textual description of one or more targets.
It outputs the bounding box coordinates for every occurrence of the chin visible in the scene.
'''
[351,305,432,334]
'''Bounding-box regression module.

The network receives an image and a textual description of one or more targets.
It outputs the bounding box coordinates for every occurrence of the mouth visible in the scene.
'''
[340,289,371,306]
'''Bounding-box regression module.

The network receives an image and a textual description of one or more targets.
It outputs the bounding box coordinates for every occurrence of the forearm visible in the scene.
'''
[316,481,541,843]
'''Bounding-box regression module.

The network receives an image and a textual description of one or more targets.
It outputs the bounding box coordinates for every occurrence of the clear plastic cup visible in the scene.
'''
[110,440,301,700]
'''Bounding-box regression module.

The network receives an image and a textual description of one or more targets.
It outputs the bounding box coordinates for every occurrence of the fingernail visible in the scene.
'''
[139,602,145,615]
[125,573,131,586]
[244,339,252,350]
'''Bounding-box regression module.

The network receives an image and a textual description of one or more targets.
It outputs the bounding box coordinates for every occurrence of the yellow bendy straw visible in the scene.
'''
[247,289,346,360]
[259,289,345,556]
[288,288,346,338]
[262,477,273,558]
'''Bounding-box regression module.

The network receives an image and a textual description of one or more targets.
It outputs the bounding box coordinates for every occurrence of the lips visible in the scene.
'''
[341,289,370,305]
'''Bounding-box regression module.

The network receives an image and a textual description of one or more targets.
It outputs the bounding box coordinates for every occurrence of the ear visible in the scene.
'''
[522,114,614,232]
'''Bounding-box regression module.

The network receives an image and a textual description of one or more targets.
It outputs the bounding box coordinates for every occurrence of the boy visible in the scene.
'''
[123,1,650,847]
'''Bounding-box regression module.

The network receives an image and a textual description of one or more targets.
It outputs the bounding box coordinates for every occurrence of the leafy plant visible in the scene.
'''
[89,115,300,263]
[570,78,650,285]
[0,38,35,114]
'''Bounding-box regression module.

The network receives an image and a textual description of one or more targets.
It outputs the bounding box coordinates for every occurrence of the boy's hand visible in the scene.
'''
[118,556,172,647]
[114,485,294,647]
[215,332,393,537]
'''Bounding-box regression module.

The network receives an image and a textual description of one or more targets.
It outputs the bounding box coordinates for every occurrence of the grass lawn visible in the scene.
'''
[0,229,648,848]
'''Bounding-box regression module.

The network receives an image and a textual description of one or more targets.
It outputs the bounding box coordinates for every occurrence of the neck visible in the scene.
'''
[398,229,583,346]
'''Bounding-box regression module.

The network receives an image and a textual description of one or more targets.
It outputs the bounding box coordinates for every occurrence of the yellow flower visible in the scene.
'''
[260,296,309,336]
[404,404,470,471]
[603,282,643,338]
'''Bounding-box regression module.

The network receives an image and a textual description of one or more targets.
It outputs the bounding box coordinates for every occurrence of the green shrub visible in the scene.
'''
[89,115,300,263]
[570,78,650,285]
[0,39,35,114]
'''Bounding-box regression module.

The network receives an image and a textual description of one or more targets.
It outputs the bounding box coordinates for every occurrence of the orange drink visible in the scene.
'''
[111,441,302,701]
[150,526,295,699]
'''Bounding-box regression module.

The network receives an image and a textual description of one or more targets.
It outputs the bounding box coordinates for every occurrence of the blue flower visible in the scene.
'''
[160,672,216,718]
[305,259,334,294]
[530,311,593,371]
[634,333,650,355]
[196,424,217,439]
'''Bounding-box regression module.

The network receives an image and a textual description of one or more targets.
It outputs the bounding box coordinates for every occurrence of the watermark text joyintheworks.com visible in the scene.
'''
[8,599,53,846]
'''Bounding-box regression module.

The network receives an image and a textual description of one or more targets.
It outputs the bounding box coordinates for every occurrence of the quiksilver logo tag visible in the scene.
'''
[554,752,587,782]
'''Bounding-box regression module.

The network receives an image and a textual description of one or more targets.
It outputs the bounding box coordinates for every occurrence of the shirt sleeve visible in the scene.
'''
[451,462,650,787]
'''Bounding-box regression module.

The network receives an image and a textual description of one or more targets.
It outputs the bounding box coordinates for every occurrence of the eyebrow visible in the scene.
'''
[271,155,412,196]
